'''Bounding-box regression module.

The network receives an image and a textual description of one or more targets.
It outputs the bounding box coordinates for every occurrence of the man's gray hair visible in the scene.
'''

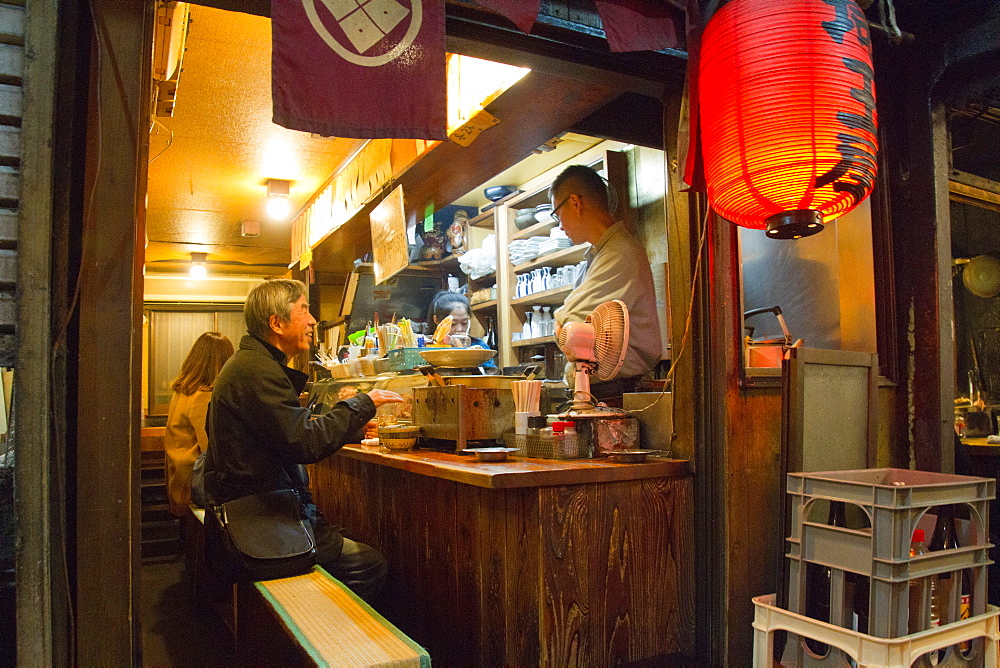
[244,279,308,340]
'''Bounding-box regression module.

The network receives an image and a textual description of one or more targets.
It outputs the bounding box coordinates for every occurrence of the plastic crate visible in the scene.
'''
[786,468,995,638]
[753,593,999,667]
[379,348,428,373]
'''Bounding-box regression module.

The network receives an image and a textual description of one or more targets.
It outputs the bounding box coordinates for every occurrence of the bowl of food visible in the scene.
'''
[461,447,518,462]
[378,424,421,450]
[419,348,497,368]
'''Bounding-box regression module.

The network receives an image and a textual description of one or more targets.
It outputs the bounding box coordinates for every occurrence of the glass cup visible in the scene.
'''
[449,333,471,348]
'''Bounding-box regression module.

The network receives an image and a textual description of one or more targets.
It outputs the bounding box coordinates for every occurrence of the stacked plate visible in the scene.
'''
[537,233,572,255]
[508,236,548,265]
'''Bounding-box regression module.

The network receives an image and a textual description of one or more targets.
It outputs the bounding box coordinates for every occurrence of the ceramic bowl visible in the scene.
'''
[484,185,517,201]
[378,424,420,450]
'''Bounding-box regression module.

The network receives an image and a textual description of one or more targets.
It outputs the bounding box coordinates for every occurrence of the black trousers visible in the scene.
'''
[311,511,387,605]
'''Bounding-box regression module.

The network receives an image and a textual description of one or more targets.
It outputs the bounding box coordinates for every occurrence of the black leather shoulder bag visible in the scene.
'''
[213,488,317,581]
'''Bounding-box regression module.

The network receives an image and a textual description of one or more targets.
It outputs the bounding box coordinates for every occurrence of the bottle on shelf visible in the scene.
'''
[485,316,497,351]
[541,306,553,336]
[531,305,543,338]
[928,504,960,628]
[522,311,533,340]
[908,528,928,634]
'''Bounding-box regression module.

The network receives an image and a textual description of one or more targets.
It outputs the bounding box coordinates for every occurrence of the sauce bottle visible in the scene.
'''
[908,529,927,633]
[929,505,960,627]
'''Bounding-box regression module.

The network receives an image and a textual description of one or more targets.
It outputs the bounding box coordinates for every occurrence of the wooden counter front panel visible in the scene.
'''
[309,456,695,665]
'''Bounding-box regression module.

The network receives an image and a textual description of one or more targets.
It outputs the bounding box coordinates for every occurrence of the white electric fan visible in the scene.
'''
[555,300,630,411]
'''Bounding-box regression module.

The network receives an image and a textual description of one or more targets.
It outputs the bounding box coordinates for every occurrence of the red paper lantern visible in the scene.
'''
[699,0,878,238]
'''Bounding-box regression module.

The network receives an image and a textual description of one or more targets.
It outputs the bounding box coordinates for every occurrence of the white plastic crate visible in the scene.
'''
[753,593,1000,668]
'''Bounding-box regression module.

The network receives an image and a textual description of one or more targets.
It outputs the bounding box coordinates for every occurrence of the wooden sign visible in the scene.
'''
[370,185,408,285]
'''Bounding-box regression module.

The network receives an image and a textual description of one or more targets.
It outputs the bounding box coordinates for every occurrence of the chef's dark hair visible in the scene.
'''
[550,164,611,213]
[428,290,470,324]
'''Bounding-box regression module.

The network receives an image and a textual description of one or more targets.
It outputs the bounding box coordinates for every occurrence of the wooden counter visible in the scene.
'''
[308,446,695,666]
[961,436,1000,457]
[337,444,690,488]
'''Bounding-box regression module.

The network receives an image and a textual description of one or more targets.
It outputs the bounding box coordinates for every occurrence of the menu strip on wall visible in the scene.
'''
[370,185,409,285]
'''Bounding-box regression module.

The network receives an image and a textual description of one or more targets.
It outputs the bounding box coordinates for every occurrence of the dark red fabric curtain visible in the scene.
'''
[272,0,447,140]
[593,0,682,52]
[473,0,541,33]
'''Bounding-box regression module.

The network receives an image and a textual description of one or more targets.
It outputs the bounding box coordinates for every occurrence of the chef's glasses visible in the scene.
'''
[551,195,571,223]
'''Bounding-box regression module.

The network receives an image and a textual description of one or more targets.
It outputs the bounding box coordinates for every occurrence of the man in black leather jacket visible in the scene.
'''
[205,278,402,601]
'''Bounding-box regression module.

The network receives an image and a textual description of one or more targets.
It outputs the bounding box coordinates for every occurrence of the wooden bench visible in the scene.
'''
[186,506,429,667]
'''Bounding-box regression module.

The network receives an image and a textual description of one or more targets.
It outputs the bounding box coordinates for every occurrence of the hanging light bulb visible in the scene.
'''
[265,178,292,221]
[189,251,207,279]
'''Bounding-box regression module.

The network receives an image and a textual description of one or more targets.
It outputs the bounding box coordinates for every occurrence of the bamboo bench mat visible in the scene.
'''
[254,566,430,668]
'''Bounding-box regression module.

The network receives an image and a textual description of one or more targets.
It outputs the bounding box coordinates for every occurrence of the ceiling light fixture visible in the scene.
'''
[189,251,207,279]
[266,178,291,220]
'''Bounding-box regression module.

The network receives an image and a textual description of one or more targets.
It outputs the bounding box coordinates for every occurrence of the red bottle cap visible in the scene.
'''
[912,529,924,543]
[551,421,573,432]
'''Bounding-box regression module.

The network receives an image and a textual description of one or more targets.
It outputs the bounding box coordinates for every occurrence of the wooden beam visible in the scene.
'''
[311,69,622,274]
[74,0,152,663]
[949,169,1000,211]
[16,0,63,663]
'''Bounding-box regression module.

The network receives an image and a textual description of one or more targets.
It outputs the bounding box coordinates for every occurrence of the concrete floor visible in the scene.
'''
[140,556,236,667]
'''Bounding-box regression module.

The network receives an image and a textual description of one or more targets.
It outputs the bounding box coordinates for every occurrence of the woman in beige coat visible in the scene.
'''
[164,331,234,516]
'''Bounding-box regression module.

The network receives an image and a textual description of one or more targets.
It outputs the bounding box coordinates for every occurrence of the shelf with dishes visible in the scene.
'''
[511,243,589,274]
[511,284,572,307]
[511,335,555,348]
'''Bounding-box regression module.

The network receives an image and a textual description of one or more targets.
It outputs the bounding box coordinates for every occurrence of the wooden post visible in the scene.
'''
[74,0,152,663]
[16,0,66,663]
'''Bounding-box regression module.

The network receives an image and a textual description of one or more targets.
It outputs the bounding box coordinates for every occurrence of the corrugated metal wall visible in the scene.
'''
[0,2,22,365]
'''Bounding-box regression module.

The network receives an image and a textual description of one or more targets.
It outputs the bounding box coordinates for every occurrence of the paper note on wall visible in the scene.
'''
[448,109,500,148]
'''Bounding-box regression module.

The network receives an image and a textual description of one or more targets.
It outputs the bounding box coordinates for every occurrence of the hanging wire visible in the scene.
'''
[148,117,174,164]
[625,196,711,460]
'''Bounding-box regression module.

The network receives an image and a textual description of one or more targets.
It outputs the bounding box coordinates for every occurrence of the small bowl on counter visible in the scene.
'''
[378,424,421,451]
[461,447,518,462]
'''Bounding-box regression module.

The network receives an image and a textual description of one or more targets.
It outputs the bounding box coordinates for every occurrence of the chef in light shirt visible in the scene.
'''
[550,165,661,402]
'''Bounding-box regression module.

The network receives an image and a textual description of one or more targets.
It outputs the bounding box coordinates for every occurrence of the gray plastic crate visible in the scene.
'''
[786,468,995,639]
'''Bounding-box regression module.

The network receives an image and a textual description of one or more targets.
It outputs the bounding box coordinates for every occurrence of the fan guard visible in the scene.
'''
[590,300,629,381]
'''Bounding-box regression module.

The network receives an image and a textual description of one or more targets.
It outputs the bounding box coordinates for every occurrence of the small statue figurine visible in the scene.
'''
[419,224,446,260]
[447,210,468,255]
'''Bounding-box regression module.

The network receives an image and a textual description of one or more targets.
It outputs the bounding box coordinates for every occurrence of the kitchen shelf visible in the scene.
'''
[467,209,495,229]
[511,284,572,307]
[512,243,589,274]
[506,186,550,211]
[470,299,498,311]
[412,253,462,270]
[467,272,496,285]
[512,335,556,348]
[512,219,559,241]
